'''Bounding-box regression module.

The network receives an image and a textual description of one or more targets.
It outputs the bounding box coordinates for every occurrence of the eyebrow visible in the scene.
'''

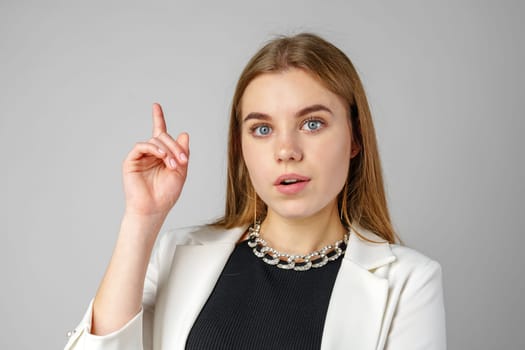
[242,104,333,122]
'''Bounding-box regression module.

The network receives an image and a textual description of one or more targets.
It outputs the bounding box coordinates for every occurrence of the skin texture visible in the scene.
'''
[91,104,190,335]
[123,103,190,217]
[90,69,361,334]
[241,68,360,255]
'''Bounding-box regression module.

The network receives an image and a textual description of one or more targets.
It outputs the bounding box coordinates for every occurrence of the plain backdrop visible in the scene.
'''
[1,0,524,349]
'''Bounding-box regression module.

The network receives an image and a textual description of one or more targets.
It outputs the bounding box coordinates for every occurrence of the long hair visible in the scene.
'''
[212,33,400,244]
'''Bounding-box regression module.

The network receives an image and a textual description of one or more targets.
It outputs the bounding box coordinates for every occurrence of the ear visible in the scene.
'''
[350,139,361,159]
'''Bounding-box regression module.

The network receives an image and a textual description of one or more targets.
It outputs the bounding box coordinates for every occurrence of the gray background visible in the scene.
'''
[1,0,524,349]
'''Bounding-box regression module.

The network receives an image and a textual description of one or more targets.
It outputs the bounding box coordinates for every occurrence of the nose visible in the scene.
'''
[275,133,303,162]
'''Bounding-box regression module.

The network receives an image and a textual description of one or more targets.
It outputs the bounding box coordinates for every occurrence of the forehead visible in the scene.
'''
[240,68,346,119]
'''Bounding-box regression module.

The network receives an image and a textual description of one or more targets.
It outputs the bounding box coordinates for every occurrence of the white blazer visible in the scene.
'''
[64,224,446,350]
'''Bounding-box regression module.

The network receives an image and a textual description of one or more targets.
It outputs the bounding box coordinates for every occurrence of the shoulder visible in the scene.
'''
[389,244,442,277]
[349,225,442,287]
[385,244,444,303]
[153,224,247,253]
[347,226,441,275]
[391,243,439,265]
[148,224,247,276]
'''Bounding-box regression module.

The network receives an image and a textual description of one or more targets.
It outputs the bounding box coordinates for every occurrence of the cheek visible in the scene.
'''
[242,138,266,187]
[317,132,351,185]
[241,137,254,171]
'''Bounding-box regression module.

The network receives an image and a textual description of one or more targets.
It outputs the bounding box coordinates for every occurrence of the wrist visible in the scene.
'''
[123,208,168,223]
[119,211,167,246]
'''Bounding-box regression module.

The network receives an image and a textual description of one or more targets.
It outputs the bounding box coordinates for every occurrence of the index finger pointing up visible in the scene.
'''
[152,102,167,137]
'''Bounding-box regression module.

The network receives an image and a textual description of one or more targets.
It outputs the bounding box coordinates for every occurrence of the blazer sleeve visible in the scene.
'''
[384,259,447,350]
[63,235,163,350]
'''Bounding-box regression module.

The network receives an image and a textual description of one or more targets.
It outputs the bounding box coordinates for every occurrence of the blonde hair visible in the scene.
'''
[212,33,400,244]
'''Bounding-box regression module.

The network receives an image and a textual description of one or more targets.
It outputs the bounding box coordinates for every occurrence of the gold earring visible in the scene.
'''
[253,187,259,227]
[254,194,257,227]
[340,180,349,227]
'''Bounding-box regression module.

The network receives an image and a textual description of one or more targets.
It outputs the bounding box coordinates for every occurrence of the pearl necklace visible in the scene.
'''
[247,222,349,272]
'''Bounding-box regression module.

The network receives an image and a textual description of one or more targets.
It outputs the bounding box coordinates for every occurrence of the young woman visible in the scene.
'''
[64,33,446,350]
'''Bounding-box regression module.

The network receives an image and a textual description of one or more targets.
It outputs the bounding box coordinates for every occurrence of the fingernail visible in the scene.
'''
[169,158,177,169]
[179,153,187,162]
[158,148,166,154]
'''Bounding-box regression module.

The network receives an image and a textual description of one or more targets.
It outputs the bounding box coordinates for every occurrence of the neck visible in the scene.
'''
[260,201,346,255]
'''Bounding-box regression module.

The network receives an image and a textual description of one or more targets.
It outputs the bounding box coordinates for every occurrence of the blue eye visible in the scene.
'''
[253,124,272,136]
[303,119,323,131]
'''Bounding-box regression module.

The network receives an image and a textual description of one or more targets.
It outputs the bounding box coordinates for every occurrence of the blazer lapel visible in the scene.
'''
[154,227,245,350]
[321,226,397,350]
[154,225,396,350]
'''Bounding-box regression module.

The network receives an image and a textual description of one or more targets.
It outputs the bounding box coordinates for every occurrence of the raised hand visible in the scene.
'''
[122,103,190,218]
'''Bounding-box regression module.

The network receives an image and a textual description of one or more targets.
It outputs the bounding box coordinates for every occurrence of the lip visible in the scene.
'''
[274,173,311,185]
[274,173,311,195]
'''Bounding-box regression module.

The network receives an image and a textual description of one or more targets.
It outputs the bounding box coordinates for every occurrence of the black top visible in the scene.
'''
[185,239,344,350]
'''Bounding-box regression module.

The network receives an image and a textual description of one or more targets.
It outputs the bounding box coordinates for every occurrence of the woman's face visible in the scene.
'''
[241,68,359,220]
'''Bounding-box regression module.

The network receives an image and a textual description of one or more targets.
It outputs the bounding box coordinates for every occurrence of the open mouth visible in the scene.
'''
[274,174,310,194]
[280,179,305,185]
[274,174,310,186]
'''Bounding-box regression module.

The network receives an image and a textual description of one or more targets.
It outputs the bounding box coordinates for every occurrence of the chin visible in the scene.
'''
[265,196,338,221]
[267,204,320,221]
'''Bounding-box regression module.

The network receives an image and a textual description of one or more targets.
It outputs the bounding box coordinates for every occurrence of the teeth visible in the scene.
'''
[282,179,299,184]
